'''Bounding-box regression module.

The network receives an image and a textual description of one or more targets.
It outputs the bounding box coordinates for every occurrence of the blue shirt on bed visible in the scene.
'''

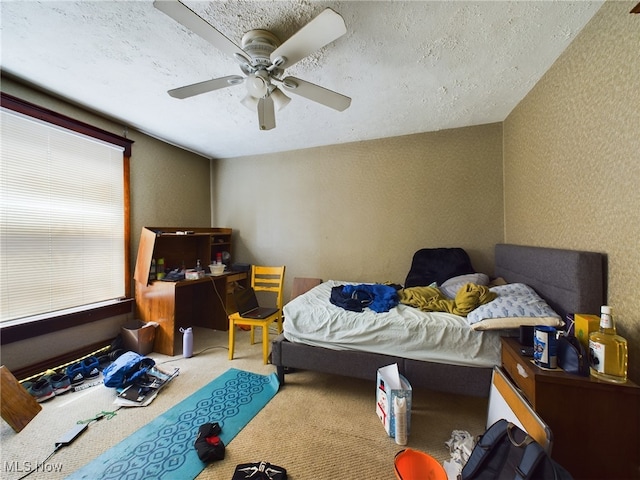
[331,284,399,313]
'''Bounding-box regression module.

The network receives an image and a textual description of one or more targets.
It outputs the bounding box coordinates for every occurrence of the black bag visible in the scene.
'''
[557,335,589,376]
[461,419,573,480]
[194,422,225,462]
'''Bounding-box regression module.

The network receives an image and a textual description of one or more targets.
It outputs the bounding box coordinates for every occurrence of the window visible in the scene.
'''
[0,93,133,333]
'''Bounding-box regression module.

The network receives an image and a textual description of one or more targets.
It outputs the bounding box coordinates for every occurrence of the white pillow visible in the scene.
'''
[439,273,489,299]
[467,283,561,330]
[469,315,563,331]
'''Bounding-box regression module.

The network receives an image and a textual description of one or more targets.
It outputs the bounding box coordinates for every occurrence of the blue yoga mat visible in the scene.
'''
[67,368,279,480]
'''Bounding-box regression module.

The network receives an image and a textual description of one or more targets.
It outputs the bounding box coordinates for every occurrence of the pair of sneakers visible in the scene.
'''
[66,356,101,387]
[23,370,72,403]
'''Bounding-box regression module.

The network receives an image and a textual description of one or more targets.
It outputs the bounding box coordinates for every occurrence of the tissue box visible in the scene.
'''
[574,313,600,350]
[376,364,412,437]
[185,269,205,280]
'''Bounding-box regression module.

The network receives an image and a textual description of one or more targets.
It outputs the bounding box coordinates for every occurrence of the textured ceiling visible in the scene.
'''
[1,1,604,159]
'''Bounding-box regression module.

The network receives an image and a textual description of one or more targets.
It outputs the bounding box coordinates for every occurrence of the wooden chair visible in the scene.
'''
[228,265,285,364]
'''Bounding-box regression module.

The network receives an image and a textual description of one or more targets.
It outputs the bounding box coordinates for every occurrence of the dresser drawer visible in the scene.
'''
[501,340,536,405]
[487,367,552,452]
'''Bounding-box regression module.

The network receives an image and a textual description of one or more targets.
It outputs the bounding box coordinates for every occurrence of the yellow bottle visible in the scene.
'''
[589,305,628,383]
[156,258,165,280]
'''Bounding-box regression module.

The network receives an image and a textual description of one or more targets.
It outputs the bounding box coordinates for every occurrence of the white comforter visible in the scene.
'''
[283,280,502,368]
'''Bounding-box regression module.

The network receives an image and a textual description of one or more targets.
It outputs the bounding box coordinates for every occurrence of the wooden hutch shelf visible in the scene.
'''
[133,227,247,356]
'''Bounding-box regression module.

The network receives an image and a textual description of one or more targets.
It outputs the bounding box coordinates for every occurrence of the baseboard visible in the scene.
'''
[12,339,113,381]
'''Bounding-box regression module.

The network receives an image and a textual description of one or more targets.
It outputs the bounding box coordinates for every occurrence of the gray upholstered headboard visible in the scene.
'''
[494,244,605,323]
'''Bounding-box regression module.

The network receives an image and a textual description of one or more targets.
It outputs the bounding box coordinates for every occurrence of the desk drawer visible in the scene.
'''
[226,272,246,284]
[502,343,536,406]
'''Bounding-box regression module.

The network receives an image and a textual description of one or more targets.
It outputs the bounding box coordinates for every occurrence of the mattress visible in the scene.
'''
[283,280,502,368]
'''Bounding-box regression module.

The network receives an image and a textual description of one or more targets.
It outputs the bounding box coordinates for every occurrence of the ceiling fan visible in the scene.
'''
[153,0,351,130]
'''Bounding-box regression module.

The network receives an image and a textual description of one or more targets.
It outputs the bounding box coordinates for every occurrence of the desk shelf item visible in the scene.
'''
[133,227,247,356]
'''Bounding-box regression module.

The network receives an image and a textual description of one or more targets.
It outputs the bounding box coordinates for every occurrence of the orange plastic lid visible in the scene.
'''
[394,448,447,480]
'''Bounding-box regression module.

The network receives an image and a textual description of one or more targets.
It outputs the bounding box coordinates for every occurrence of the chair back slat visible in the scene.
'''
[251,265,286,309]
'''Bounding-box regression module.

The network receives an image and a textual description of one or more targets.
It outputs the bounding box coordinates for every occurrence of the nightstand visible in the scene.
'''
[501,336,640,480]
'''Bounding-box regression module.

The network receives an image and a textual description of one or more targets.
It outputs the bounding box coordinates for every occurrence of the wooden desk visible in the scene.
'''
[135,271,247,356]
[133,226,247,356]
[501,336,640,479]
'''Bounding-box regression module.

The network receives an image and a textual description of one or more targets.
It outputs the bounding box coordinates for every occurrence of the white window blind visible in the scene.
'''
[0,107,126,324]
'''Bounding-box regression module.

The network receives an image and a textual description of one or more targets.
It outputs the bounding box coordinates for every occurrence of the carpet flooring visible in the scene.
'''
[1,327,488,479]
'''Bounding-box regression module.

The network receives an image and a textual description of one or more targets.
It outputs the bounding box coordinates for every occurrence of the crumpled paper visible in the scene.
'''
[443,430,476,480]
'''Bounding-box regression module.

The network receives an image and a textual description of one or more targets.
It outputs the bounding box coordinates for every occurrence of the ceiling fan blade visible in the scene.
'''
[257,96,276,130]
[154,0,248,60]
[280,77,351,112]
[168,76,244,99]
[270,8,347,69]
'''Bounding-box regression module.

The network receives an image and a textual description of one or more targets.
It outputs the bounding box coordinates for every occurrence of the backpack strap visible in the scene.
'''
[460,419,511,478]
[515,441,547,480]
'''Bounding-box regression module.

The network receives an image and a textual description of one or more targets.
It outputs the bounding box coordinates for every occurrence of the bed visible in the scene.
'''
[271,244,604,397]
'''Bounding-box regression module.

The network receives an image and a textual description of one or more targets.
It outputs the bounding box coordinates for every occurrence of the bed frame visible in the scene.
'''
[271,244,604,397]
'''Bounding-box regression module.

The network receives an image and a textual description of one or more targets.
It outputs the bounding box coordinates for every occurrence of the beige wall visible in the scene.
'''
[503,0,639,381]
[214,123,504,296]
[1,77,211,371]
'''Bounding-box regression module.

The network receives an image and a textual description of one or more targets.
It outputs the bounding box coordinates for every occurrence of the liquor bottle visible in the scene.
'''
[589,305,628,383]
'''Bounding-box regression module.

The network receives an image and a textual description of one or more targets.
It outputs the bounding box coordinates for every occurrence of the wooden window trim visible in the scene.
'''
[0,92,134,345]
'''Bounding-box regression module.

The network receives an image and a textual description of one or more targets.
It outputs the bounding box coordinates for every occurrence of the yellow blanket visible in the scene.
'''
[398,283,496,316]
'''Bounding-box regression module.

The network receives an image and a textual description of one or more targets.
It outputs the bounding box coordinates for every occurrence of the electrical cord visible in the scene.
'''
[15,445,61,480]
[154,345,229,366]
[14,407,121,480]
[208,275,228,310]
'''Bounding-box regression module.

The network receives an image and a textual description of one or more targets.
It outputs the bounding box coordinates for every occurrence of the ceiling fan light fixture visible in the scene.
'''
[246,74,267,98]
[271,87,291,111]
[241,94,259,111]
